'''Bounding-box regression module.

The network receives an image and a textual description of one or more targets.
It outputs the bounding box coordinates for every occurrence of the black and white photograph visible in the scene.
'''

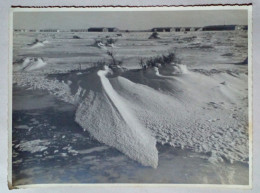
[10,6,252,187]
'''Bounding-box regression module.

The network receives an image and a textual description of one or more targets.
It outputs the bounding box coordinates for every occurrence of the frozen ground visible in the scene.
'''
[12,31,249,185]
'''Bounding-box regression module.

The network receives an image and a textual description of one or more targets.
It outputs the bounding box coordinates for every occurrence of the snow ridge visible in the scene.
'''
[75,66,158,168]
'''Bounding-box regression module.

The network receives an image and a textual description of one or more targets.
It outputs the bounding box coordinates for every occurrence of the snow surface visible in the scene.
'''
[29,42,44,49]
[96,66,158,167]
[13,31,249,168]
[111,67,248,164]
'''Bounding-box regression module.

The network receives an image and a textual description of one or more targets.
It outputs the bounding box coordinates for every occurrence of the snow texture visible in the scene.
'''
[13,31,249,168]
[75,66,158,168]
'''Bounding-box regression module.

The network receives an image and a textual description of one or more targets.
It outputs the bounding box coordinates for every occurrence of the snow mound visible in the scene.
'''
[28,39,48,49]
[13,65,248,167]
[152,64,190,77]
[75,66,158,168]
[42,40,49,44]
[30,42,44,48]
[97,42,107,50]
[16,57,48,71]
[110,69,248,164]
[173,64,189,74]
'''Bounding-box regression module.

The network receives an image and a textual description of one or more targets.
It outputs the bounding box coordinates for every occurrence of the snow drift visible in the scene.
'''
[113,66,248,164]
[13,63,248,167]
[27,39,48,49]
[29,42,44,49]
[14,57,48,72]
[75,66,158,168]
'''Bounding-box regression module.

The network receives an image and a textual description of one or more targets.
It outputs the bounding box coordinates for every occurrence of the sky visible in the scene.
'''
[13,10,248,30]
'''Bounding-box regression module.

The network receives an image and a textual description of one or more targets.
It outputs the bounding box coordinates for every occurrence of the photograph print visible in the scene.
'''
[10,6,252,187]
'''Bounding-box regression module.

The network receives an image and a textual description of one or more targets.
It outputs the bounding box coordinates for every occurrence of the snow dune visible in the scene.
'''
[74,66,158,168]
[96,66,158,167]
[74,64,248,166]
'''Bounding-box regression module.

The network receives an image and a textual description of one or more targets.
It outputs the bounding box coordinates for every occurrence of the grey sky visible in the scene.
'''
[13,10,248,30]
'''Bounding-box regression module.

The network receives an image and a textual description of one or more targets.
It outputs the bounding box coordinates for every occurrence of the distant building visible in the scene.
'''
[151,27,202,33]
[202,25,236,31]
[108,28,119,32]
[152,27,174,32]
[39,29,60,32]
[88,27,119,32]
[28,29,37,32]
[14,29,27,32]
[71,29,88,32]
[88,27,108,32]
[243,26,248,31]
[174,28,181,32]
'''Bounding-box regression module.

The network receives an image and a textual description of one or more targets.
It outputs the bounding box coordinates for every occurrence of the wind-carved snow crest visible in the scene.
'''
[75,66,159,168]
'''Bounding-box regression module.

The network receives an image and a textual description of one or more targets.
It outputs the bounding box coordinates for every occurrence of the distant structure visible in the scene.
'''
[13,25,247,33]
[152,27,200,32]
[108,28,119,32]
[14,29,27,32]
[152,27,174,32]
[183,27,191,32]
[179,27,200,32]
[88,27,119,32]
[28,29,38,32]
[39,29,60,32]
[202,25,237,31]
[71,29,88,32]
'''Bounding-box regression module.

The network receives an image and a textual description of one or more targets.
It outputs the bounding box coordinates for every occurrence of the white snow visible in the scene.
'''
[13,73,79,104]
[29,42,44,49]
[77,146,109,154]
[14,57,48,72]
[75,66,158,168]
[97,66,158,167]
[28,39,48,49]
[24,58,47,71]
[19,139,51,153]
[109,66,248,164]
[13,31,249,168]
